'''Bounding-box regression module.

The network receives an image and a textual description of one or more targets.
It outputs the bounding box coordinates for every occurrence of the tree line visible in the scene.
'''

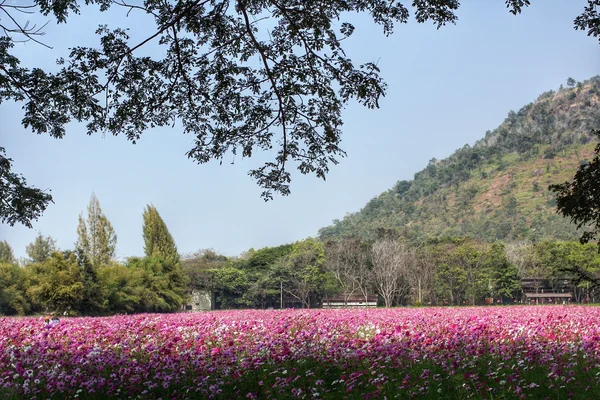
[184,233,599,309]
[2,199,600,315]
[0,194,187,315]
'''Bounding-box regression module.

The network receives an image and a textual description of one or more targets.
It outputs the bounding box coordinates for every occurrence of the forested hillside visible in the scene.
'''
[319,77,600,243]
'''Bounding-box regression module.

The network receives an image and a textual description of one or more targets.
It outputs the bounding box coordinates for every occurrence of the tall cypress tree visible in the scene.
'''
[74,193,115,314]
[0,241,14,264]
[142,205,179,265]
[76,193,117,268]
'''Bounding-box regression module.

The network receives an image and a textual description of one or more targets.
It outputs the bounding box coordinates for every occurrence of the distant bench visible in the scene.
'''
[524,292,572,304]
[322,295,378,308]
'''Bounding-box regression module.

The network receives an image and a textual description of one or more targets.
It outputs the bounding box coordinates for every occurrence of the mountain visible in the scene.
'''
[319,77,600,244]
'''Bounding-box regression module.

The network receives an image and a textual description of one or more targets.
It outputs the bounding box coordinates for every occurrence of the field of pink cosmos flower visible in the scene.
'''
[1,306,600,399]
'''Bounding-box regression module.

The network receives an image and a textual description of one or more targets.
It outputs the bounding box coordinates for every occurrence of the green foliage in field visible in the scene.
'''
[23,252,84,313]
[2,352,597,399]
[125,256,188,313]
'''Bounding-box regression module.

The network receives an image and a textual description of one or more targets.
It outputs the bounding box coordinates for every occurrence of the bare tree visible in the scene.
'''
[354,259,374,304]
[526,251,553,294]
[371,239,416,307]
[504,241,531,277]
[407,247,437,305]
[324,238,371,304]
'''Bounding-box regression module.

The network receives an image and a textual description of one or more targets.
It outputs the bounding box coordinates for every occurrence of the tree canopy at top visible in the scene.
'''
[1,0,599,228]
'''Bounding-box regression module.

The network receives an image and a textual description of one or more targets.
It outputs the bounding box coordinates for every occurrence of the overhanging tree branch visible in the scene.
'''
[1,0,599,227]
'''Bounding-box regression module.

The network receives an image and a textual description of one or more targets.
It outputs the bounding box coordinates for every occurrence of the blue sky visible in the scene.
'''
[1,1,599,261]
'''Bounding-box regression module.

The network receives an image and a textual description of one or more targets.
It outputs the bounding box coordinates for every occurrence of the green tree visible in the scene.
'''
[276,238,331,308]
[563,242,600,302]
[0,240,14,264]
[430,238,486,306]
[244,272,282,309]
[4,1,598,226]
[435,262,467,306]
[76,193,117,268]
[205,244,299,309]
[181,249,228,292]
[98,263,145,314]
[142,205,179,265]
[71,247,105,314]
[241,244,294,272]
[532,241,600,300]
[487,243,521,301]
[517,243,554,293]
[434,242,468,307]
[453,242,489,306]
[24,252,84,313]
[209,266,252,309]
[25,232,56,263]
[126,256,187,312]
[0,262,29,315]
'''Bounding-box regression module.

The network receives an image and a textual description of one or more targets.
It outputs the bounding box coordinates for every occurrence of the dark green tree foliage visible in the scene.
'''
[561,242,600,301]
[181,249,228,291]
[275,238,333,308]
[73,247,104,314]
[528,241,600,301]
[0,0,458,202]
[410,238,519,306]
[210,245,296,308]
[126,256,187,312]
[574,0,600,42]
[0,147,52,227]
[25,232,56,263]
[453,241,488,306]
[430,239,486,306]
[98,263,150,313]
[487,243,521,300]
[142,205,179,265]
[241,244,294,272]
[210,266,252,309]
[245,271,282,310]
[206,245,296,309]
[0,262,29,315]
[24,252,84,313]
[0,240,14,264]
[98,263,145,314]
[533,241,599,296]
[205,240,334,309]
